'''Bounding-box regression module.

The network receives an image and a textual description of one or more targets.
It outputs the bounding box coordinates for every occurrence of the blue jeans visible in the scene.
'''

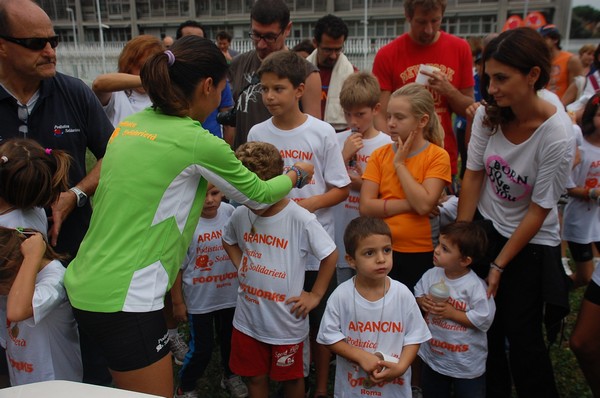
[422,362,485,398]
[178,308,235,391]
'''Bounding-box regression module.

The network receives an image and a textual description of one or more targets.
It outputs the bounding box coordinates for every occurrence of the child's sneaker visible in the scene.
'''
[169,333,188,366]
[562,257,573,276]
[174,386,199,398]
[221,374,249,398]
[411,386,424,398]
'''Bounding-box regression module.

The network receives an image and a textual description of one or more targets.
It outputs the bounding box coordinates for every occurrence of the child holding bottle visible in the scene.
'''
[415,222,496,397]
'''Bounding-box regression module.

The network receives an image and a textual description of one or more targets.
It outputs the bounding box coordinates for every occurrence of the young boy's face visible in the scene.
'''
[201,184,223,219]
[433,234,469,274]
[345,233,393,282]
[343,105,380,135]
[260,72,304,118]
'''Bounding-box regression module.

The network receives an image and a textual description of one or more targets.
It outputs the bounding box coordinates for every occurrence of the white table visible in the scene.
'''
[0,380,163,397]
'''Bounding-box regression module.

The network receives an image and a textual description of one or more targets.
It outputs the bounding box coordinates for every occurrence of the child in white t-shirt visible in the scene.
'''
[171,184,247,398]
[414,221,496,398]
[222,141,337,398]
[335,72,392,285]
[247,50,350,396]
[0,227,81,385]
[317,216,431,398]
[563,93,600,288]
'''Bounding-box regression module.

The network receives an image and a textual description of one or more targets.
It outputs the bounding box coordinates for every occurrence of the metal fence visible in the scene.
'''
[56,38,389,85]
[57,37,598,86]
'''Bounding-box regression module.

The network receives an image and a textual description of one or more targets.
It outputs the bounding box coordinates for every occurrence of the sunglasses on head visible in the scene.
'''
[0,35,59,51]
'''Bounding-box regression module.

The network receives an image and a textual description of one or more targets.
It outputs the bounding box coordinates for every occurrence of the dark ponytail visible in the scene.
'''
[141,36,229,117]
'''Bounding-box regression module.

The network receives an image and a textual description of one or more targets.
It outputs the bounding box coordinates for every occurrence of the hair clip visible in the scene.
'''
[164,50,175,66]
[592,96,600,106]
[15,227,36,237]
[45,148,52,155]
[1,155,7,164]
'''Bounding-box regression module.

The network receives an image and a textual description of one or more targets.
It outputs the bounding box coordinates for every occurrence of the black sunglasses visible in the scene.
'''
[0,35,59,51]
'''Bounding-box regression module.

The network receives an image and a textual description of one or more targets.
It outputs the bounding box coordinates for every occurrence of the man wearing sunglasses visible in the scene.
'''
[228,0,322,150]
[0,0,113,385]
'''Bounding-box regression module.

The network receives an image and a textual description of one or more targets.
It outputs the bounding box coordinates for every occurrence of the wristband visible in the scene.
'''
[490,262,504,273]
[289,165,310,189]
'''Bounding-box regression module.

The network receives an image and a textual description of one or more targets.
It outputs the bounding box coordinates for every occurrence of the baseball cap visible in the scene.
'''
[538,24,560,38]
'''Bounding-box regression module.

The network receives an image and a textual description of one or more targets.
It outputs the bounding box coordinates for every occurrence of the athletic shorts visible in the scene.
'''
[229,327,304,381]
[584,279,600,306]
[567,241,600,262]
[73,308,170,372]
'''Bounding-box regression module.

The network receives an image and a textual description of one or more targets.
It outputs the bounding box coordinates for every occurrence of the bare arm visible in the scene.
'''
[456,168,485,221]
[567,56,584,87]
[92,73,143,106]
[170,270,187,322]
[7,234,46,322]
[49,158,103,247]
[486,202,551,297]
[393,132,447,215]
[561,81,579,106]
[374,90,391,132]
[302,72,322,119]
[422,70,474,118]
[297,185,350,213]
[222,240,243,270]
[287,249,337,319]
[328,340,383,375]
[371,344,419,383]
[359,180,412,218]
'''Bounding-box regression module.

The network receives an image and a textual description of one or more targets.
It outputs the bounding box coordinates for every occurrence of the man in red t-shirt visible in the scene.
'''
[372,0,474,177]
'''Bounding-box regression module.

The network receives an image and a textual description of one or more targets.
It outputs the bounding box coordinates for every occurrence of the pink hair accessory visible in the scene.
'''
[164,50,175,66]
[45,148,52,155]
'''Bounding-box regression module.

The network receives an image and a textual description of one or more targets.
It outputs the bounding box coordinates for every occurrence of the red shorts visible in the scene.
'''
[229,327,305,381]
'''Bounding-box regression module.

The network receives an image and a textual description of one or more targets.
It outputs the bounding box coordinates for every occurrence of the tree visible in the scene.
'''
[571,6,600,38]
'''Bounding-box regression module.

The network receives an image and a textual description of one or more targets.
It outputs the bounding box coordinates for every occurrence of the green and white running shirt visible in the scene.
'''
[64,108,292,313]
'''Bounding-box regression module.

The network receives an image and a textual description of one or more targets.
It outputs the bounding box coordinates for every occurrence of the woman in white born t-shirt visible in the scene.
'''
[92,35,164,127]
[456,28,575,398]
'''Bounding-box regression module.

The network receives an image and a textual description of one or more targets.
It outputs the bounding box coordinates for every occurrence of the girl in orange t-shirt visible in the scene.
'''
[360,83,451,292]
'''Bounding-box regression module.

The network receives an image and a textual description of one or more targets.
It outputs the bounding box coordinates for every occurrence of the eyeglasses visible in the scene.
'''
[319,46,344,55]
[0,35,59,51]
[17,104,28,138]
[248,30,283,44]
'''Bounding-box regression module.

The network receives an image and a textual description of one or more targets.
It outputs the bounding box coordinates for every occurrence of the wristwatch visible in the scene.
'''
[69,186,88,207]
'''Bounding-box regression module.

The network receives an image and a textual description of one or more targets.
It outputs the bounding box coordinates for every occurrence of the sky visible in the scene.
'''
[572,0,597,7]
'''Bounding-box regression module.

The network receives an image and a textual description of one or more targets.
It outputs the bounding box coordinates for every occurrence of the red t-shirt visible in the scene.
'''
[372,32,474,175]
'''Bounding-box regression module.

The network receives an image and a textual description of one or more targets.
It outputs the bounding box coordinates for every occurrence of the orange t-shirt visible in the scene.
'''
[548,51,572,99]
[362,142,451,252]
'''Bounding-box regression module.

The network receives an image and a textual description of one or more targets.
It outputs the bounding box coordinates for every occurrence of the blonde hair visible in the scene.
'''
[339,72,380,110]
[390,83,444,147]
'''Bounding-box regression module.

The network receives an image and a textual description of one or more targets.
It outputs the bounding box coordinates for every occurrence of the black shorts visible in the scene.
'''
[73,308,170,372]
[567,241,600,262]
[391,251,434,294]
[584,279,600,306]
